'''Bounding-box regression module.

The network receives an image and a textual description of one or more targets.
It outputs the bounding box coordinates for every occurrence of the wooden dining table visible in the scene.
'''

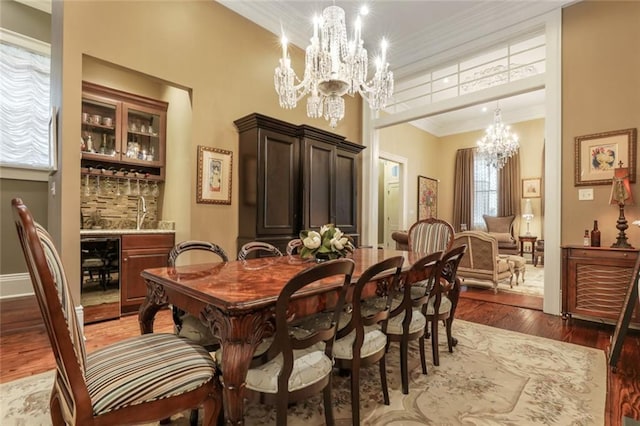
[138,248,431,425]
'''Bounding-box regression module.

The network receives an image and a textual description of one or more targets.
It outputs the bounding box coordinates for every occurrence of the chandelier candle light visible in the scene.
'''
[477,105,519,169]
[274,5,394,128]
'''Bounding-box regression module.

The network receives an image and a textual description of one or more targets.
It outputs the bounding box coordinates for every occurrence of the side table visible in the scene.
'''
[519,235,537,262]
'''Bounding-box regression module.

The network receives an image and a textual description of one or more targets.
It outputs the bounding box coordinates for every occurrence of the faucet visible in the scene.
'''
[136,195,147,230]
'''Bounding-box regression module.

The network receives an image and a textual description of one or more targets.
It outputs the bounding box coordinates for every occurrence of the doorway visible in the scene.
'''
[377,154,407,249]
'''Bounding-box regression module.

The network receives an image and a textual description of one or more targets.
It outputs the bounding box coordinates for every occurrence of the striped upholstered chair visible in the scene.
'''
[408,218,455,254]
[12,198,221,426]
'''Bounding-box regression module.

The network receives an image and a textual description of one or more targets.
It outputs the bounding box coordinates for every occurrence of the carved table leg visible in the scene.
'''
[203,306,274,426]
[138,280,169,334]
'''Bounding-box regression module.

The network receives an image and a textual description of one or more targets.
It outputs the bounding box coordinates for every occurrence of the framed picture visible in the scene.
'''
[196,145,233,204]
[417,175,438,220]
[575,128,637,186]
[522,178,541,198]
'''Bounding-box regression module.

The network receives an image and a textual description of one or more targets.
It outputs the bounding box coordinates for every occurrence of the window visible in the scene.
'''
[0,29,51,171]
[473,152,497,229]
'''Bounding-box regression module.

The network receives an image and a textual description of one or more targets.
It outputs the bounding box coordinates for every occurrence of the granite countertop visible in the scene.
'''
[80,229,175,236]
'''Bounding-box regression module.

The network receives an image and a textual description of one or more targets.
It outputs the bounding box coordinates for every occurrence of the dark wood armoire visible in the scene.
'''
[234,113,364,254]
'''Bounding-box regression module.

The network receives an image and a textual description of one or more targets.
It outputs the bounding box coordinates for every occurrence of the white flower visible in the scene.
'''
[331,236,349,250]
[320,224,331,236]
[333,228,344,240]
[303,231,322,249]
[633,220,640,227]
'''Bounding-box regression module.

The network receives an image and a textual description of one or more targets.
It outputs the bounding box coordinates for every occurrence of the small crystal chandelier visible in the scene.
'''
[476,105,519,169]
[274,5,394,128]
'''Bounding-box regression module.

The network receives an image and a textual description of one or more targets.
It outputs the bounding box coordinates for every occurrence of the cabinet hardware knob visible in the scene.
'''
[124,257,128,262]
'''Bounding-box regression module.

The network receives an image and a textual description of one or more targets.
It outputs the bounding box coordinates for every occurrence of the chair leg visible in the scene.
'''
[379,356,390,405]
[201,394,221,426]
[276,394,289,426]
[323,378,335,426]
[400,339,409,394]
[418,335,427,375]
[350,363,360,426]
[431,317,440,366]
[445,316,454,353]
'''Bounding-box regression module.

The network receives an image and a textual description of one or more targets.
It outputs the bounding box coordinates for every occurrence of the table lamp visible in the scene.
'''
[522,199,534,236]
[610,162,634,248]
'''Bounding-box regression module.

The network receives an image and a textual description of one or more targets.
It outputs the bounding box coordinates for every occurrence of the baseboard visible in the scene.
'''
[0,273,34,299]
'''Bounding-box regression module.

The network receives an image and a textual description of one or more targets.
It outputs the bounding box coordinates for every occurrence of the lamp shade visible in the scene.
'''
[610,166,634,205]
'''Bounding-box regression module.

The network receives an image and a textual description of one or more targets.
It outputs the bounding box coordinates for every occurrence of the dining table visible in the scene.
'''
[138,248,439,425]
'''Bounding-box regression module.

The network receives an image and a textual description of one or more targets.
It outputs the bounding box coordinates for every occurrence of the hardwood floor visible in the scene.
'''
[1,294,638,425]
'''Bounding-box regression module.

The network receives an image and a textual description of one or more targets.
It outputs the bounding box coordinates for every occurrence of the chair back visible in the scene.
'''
[265,259,355,391]
[451,231,498,272]
[286,238,303,256]
[168,240,228,266]
[408,218,454,254]
[337,256,404,346]
[237,241,283,261]
[12,198,92,413]
[430,245,467,313]
[387,251,442,326]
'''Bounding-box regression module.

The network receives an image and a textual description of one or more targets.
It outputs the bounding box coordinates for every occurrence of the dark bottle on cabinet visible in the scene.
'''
[590,220,601,247]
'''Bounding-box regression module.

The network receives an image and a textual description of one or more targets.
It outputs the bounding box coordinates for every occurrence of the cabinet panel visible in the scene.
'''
[260,130,299,235]
[120,234,174,314]
[335,150,357,234]
[561,246,640,326]
[304,140,335,229]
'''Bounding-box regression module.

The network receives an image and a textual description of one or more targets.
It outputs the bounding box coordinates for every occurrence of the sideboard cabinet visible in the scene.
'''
[234,113,364,254]
[561,246,640,327]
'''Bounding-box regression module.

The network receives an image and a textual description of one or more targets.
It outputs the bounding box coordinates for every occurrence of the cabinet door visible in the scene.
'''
[302,139,336,229]
[257,129,299,236]
[121,102,166,168]
[81,92,122,161]
[335,148,358,235]
[120,248,171,314]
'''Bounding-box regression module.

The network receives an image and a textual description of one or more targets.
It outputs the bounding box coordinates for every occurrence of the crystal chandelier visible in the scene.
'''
[274,5,394,128]
[476,106,519,169]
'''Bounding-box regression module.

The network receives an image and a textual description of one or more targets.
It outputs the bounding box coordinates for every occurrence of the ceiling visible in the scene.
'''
[218,0,574,135]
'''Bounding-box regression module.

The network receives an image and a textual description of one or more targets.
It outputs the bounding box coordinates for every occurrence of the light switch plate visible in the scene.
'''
[578,188,594,200]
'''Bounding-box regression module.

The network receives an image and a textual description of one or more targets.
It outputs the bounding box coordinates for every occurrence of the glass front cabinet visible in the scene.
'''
[81,82,167,180]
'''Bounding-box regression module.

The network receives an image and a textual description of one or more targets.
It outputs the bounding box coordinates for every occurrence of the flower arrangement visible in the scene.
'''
[299,224,355,261]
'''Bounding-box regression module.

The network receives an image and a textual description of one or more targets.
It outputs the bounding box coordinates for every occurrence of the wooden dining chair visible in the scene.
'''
[12,198,221,426]
[286,238,303,256]
[244,259,355,426]
[237,241,283,260]
[423,245,466,366]
[379,251,443,394]
[168,240,229,350]
[333,256,404,426]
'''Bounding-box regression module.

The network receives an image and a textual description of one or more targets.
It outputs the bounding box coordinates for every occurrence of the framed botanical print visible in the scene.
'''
[196,145,232,204]
[522,178,541,198]
[575,128,637,186]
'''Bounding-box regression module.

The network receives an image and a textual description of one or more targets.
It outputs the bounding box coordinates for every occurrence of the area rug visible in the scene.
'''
[463,265,545,297]
[0,320,605,425]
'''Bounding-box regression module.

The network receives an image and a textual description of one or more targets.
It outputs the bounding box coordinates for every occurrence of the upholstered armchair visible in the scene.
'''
[483,215,519,255]
[451,231,514,293]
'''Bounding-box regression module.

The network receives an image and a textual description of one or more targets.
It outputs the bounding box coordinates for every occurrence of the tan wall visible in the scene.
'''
[52,1,362,301]
[435,118,545,236]
[562,1,640,246]
[0,1,51,276]
[379,122,439,225]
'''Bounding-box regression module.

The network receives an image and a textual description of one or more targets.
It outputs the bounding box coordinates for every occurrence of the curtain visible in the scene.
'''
[497,151,521,216]
[453,148,474,232]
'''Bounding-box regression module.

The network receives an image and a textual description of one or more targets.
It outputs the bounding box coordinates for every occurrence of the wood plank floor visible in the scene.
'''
[1,294,638,425]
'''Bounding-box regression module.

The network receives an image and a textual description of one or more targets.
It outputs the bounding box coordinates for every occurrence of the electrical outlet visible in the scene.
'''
[578,188,593,200]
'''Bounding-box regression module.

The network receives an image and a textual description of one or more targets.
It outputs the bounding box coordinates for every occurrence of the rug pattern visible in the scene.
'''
[0,320,605,425]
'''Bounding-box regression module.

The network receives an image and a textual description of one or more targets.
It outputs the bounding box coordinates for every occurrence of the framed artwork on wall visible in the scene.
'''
[522,178,541,198]
[575,128,637,186]
[417,175,438,220]
[196,145,233,204]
